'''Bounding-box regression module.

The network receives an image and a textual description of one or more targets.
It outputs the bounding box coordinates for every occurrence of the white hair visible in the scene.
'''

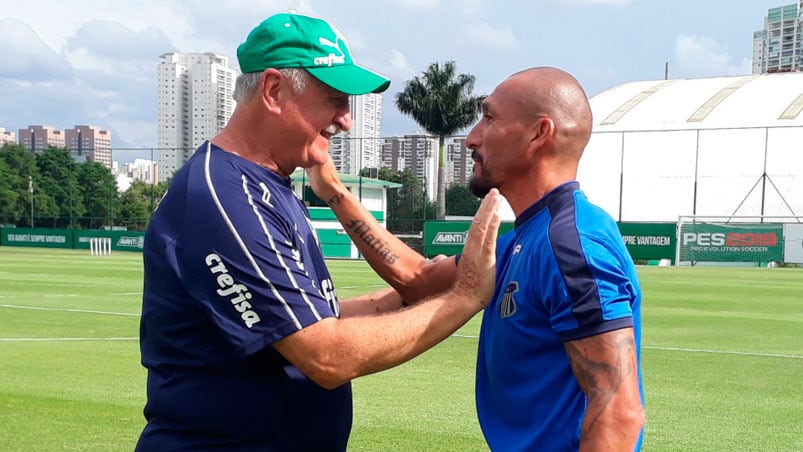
[232,68,308,102]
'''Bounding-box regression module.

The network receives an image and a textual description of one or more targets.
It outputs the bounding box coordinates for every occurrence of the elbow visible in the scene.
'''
[296,352,357,390]
[307,370,351,390]
[633,404,646,431]
[621,403,646,440]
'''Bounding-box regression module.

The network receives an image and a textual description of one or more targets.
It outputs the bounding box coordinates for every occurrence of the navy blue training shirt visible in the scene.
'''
[136,142,350,451]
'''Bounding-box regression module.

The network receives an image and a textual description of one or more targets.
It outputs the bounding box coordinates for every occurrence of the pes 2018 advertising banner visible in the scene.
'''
[679,223,784,262]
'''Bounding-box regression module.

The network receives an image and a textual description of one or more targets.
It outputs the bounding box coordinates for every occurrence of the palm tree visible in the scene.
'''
[395,61,484,220]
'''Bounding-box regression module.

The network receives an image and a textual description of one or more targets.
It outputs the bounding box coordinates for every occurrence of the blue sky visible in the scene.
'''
[0,0,788,162]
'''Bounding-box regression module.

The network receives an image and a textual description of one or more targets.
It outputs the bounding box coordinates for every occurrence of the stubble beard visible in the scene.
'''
[468,174,493,198]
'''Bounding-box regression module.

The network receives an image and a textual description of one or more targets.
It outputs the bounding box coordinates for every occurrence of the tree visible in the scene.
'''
[395,61,484,219]
[36,146,84,228]
[77,161,118,229]
[445,183,480,217]
[118,179,168,231]
[0,154,20,225]
[0,143,37,226]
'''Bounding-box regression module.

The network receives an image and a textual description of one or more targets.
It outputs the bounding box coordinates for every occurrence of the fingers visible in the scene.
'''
[428,254,448,263]
[464,188,501,254]
[482,190,501,257]
[454,189,500,308]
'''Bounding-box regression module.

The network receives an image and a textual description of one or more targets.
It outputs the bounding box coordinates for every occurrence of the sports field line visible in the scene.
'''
[4,304,800,360]
[451,334,803,360]
[642,345,803,360]
[0,304,139,317]
[335,284,386,290]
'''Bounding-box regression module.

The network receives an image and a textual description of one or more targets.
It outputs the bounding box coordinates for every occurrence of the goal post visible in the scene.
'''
[675,216,799,266]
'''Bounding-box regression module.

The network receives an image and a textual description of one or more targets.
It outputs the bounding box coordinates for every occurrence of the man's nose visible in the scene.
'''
[335,111,353,132]
[465,122,481,149]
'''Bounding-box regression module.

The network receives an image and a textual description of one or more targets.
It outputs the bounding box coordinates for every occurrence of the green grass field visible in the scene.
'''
[1,246,801,451]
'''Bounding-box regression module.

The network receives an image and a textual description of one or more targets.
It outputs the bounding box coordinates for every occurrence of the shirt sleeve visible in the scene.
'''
[175,157,336,357]
[549,233,637,342]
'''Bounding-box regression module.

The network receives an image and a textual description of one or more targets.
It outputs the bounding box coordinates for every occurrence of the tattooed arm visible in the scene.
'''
[306,158,457,305]
[564,327,645,451]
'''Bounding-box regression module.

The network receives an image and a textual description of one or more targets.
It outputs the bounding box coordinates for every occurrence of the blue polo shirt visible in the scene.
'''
[476,181,644,451]
[136,142,350,451]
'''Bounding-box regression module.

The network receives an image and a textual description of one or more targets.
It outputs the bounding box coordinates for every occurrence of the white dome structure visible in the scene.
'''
[579,72,803,222]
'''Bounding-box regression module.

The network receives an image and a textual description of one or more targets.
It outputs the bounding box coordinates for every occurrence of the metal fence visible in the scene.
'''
[579,125,803,222]
[1,136,480,235]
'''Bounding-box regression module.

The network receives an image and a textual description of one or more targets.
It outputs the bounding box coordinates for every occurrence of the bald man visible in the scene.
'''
[466,67,645,451]
[309,67,644,450]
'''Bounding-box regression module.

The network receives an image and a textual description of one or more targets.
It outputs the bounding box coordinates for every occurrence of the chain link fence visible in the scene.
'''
[1,136,481,236]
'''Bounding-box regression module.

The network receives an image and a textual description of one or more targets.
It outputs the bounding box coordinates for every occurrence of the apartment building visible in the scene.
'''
[329,93,383,175]
[380,134,438,200]
[753,2,803,73]
[64,125,113,169]
[0,128,15,145]
[17,125,65,153]
[156,52,237,181]
[446,137,473,186]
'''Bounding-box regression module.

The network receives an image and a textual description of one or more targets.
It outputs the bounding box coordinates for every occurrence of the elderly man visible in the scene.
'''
[135,12,500,451]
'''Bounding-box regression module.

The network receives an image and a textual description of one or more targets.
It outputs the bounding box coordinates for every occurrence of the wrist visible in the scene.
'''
[323,189,349,208]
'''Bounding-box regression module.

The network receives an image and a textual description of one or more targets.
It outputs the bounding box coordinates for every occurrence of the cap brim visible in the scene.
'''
[306,65,391,95]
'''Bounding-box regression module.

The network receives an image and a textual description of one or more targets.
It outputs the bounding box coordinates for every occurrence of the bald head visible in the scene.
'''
[506,67,593,160]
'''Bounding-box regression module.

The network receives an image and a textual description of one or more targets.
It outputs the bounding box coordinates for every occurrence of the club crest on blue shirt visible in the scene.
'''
[500,281,518,318]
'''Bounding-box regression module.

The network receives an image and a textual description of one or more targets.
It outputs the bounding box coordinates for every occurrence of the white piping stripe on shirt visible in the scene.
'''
[202,142,303,330]
[240,174,323,321]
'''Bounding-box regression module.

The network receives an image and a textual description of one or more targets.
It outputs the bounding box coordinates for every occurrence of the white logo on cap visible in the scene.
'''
[314,36,346,66]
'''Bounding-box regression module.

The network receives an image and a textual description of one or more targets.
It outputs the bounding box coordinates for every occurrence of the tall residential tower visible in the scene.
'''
[753,2,803,74]
[156,52,237,181]
[380,134,438,200]
[329,93,383,175]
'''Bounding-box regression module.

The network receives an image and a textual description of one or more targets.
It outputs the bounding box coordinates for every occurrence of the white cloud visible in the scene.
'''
[67,20,174,61]
[673,33,748,77]
[462,22,519,52]
[448,0,482,14]
[0,18,73,81]
[388,49,416,79]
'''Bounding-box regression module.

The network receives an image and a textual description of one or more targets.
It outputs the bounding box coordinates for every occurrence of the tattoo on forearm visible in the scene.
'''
[565,333,636,443]
[326,193,344,206]
[345,219,399,264]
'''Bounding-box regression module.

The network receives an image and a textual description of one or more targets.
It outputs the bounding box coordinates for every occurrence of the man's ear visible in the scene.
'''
[260,69,284,115]
[528,117,555,153]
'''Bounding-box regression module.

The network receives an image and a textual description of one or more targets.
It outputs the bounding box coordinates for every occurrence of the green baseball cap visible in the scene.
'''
[237,12,391,95]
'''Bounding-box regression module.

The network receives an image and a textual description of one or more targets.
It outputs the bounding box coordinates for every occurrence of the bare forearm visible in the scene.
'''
[339,287,405,317]
[276,289,483,389]
[324,189,451,301]
[335,291,481,378]
[274,187,501,389]
[578,409,643,451]
[566,329,645,451]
